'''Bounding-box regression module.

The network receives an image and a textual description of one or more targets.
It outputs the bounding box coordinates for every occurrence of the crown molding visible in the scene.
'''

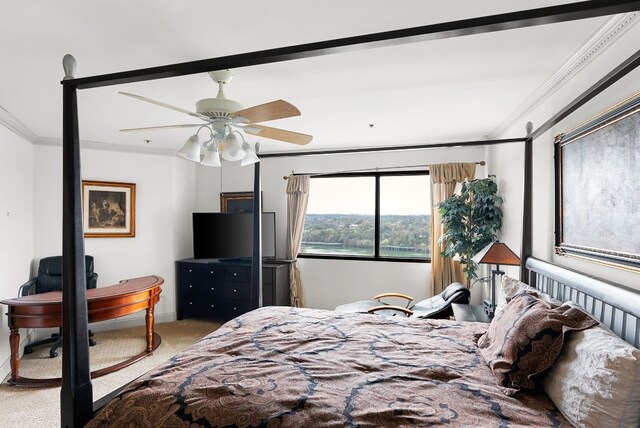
[489,12,639,139]
[0,105,37,143]
[35,137,176,156]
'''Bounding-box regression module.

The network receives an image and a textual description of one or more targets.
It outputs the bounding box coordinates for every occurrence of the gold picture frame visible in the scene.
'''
[82,180,136,238]
[220,192,258,213]
[554,93,640,272]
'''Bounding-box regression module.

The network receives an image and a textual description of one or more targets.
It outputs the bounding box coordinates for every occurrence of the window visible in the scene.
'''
[300,171,431,261]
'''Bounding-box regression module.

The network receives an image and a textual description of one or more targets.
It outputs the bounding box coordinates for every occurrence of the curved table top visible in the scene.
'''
[1,275,164,327]
[1,275,163,306]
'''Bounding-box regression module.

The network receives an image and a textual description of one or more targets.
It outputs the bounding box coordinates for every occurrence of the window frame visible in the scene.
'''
[298,170,431,263]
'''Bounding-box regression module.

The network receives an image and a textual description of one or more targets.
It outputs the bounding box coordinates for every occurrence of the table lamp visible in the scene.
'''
[471,242,520,318]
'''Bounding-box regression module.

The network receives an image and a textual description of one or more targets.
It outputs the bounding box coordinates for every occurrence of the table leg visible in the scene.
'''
[9,327,20,381]
[145,306,155,352]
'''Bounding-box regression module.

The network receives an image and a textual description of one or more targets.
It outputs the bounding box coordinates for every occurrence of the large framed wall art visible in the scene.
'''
[554,93,640,272]
[82,180,136,238]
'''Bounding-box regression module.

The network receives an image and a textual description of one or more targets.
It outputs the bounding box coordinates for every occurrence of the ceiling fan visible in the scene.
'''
[119,69,313,167]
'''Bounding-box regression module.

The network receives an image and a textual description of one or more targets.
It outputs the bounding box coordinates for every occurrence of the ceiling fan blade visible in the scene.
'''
[119,92,209,120]
[231,100,300,123]
[244,124,312,145]
[120,124,202,132]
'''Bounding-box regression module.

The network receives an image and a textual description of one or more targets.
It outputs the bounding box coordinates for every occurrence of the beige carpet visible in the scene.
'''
[0,319,222,428]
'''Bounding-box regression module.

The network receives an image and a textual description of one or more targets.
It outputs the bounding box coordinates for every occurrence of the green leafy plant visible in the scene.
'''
[437,177,503,284]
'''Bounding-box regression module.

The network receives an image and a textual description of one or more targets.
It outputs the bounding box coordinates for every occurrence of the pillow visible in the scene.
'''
[478,292,598,396]
[542,302,640,428]
[494,275,560,318]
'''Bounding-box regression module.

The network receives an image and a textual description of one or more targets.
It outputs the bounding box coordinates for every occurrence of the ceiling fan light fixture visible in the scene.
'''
[240,142,260,166]
[221,133,246,161]
[176,134,201,162]
[201,144,221,167]
[243,125,260,134]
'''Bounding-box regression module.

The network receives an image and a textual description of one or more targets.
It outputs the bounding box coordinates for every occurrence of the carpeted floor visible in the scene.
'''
[0,319,222,428]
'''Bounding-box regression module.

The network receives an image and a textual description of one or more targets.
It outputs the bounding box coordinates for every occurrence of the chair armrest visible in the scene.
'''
[19,278,38,297]
[367,305,414,317]
[373,292,414,308]
[88,273,98,289]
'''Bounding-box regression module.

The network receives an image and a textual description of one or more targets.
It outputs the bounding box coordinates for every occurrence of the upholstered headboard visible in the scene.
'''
[525,257,640,348]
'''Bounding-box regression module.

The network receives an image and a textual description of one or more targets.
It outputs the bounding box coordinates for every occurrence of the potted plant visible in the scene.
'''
[437,177,503,285]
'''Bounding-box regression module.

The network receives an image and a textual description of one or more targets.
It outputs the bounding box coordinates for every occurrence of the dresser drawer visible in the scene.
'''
[180,263,221,284]
[218,283,250,300]
[225,265,249,282]
[215,299,252,319]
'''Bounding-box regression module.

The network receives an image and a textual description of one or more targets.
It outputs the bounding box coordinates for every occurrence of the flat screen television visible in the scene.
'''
[192,212,276,259]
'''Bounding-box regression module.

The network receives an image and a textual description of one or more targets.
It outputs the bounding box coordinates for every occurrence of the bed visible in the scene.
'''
[84,257,640,427]
[55,2,640,426]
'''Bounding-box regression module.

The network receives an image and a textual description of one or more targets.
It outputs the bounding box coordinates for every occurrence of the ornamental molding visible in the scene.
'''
[0,105,37,143]
[489,12,639,139]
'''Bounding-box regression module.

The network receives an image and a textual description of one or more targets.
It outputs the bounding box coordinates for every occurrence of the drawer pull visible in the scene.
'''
[233,272,237,276]
[188,269,193,273]
[189,302,193,305]
[233,307,237,310]
[211,304,215,308]
[211,287,214,291]
[189,285,193,288]
[233,289,237,293]
[210,270,214,274]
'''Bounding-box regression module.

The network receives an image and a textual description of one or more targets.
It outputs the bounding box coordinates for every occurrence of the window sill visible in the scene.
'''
[297,254,430,263]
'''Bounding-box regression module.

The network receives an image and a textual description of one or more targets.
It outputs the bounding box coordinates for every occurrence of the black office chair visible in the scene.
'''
[19,255,98,358]
[335,282,470,319]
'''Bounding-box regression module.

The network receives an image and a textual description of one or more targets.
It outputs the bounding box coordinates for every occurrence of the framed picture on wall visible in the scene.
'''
[220,191,261,213]
[82,180,136,238]
[554,93,640,272]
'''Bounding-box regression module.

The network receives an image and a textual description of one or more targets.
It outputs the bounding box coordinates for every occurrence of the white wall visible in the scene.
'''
[32,145,196,329]
[197,146,486,310]
[0,126,34,380]
[491,23,640,290]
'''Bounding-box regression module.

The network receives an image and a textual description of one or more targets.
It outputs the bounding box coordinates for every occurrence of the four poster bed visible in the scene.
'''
[56,1,640,427]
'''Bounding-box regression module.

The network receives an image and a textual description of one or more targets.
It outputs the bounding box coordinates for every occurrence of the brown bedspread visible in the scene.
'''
[87,307,570,427]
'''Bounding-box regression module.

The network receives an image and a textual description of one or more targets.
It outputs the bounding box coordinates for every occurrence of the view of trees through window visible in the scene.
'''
[300,173,431,260]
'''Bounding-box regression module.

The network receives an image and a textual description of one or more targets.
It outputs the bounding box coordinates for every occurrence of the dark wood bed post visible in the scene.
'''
[251,152,263,309]
[60,54,93,427]
[520,123,533,282]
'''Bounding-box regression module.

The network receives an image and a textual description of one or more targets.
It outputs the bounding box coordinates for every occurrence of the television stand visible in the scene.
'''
[175,258,291,321]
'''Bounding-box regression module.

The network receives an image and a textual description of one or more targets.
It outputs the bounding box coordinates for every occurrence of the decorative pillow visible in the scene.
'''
[478,292,598,396]
[494,275,560,318]
[542,302,640,428]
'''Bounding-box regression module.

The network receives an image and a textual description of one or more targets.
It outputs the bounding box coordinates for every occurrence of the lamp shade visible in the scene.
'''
[471,242,520,266]
[221,133,246,161]
[176,135,201,162]
[240,142,260,166]
[201,145,221,167]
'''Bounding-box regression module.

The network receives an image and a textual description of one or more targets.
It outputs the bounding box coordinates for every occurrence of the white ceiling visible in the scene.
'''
[0,1,626,155]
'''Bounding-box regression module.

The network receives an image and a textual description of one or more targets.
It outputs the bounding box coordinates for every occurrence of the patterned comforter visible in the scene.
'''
[87,307,570,427]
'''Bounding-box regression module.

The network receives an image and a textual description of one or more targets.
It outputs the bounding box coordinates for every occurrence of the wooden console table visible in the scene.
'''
[1,275,163,387]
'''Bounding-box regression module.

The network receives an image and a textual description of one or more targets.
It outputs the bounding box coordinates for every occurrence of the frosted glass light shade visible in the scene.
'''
[240,142,260,166]
[201,145,221,167]
[176,135,201,162]
[221,133,246,161]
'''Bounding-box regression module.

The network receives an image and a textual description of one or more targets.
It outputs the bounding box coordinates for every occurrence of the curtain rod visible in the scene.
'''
[282,161,485,180]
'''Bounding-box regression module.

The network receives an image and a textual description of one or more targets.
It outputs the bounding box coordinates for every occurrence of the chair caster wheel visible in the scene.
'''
[89,338,96,347]
[24,347,33,354]
[50,351,58,358]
